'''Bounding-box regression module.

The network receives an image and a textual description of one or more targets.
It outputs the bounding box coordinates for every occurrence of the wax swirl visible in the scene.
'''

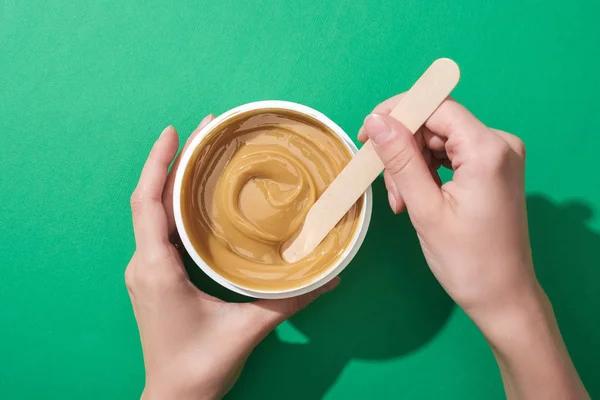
[220,148,317,243]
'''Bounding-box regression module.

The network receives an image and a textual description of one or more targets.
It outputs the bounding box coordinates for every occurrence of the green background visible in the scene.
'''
[1,0,599,398]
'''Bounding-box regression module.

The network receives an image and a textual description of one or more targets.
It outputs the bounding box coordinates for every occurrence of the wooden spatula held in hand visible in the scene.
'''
[281,58,461,264]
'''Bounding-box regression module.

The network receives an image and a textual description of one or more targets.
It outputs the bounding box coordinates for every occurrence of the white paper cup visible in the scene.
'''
[173,101,373,299]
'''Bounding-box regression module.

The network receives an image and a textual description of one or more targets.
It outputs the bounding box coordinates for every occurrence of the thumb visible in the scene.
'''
[248,277,340,331]
[364,114,443,218]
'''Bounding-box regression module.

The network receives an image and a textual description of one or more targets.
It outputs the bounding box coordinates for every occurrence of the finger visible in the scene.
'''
[130,126,179,251]
[372,92,406,114]
[384,170,405,214]
[249,277,340,330]
[425,98,488,139]
[383,136,432,215]
[364,114,443,219]
[490,128,526,158]
[171,114,215,178]
[164,114,216,234]
[424,98,497,170]
[358,127,368,143]
[358,93,406,143]
[423,126,447,152]
[414,127,425,151]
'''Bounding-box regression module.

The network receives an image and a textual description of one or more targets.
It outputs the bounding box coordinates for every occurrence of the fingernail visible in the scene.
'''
[364,114,392,145]
[160,125,174,137]
[388,191,398,214]
[197,114,215,128]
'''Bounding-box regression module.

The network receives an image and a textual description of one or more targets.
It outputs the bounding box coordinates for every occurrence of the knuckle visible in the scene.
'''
[474,139,512,172]
[386,153,412,177]
[124,266,136,292]
[137,271,167,291]
[493,128,526,159]
[135,267,178,292]
[493,141,512,164]
[435,109,464,138]
[125,250,185,293]
[125,254,139,292]
[129,191,145,211]
[513,136,526,158]
[143,249,171,268]
[383,138,415,177]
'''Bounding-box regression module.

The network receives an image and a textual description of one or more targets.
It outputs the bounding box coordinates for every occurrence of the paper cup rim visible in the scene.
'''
[173,100,372,299]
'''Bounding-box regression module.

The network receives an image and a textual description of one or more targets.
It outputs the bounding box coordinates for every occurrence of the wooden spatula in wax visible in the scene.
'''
[282,58,460,264]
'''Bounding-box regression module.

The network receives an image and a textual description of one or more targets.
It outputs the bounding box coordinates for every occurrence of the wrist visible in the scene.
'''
[142,383,219,400]
[468,282,554,346]
[466,283,589,399]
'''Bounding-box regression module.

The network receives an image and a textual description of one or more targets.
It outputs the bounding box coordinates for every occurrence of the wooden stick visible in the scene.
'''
[282,58,460,263]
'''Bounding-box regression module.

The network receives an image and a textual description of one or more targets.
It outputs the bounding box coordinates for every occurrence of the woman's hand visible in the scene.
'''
[126,116,338,400]
[359,96,588,399]
[359,96,533,318]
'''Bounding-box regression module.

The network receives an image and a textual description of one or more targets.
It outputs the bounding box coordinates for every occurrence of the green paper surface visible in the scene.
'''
[1,1,599,398]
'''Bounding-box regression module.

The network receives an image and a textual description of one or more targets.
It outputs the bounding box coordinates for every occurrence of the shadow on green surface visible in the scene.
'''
[186,177,455,399]
[527,195,600,398]
[184,187,600,399]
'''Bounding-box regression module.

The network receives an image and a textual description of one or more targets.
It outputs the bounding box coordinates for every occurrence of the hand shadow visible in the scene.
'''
[184,189,600,398]
[184,177,455,400]
[527,195,600,398]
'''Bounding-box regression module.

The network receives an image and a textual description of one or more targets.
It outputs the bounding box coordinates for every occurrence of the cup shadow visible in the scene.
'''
[185,177,455,399]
